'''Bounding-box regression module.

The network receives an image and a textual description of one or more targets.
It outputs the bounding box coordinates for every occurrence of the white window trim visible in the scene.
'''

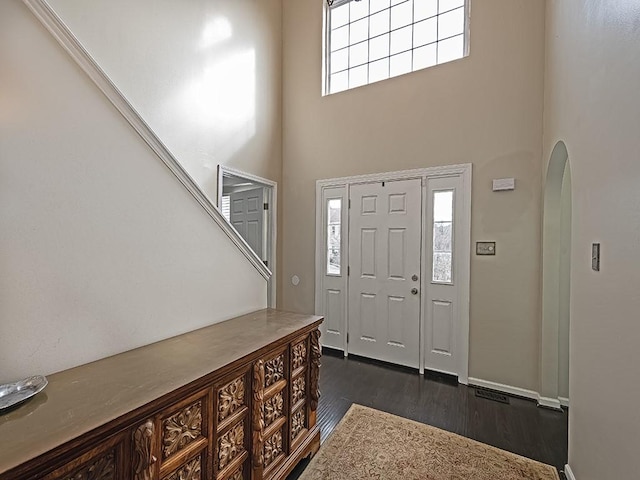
[322,0,472,96]
[217,165,278,308]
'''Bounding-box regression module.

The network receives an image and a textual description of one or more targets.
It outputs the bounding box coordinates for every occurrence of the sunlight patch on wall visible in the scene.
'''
[200,17,233,49]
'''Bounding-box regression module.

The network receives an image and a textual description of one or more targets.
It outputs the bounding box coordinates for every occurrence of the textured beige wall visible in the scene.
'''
[544,0,640,477]
[0,0,266,384]
[48,0,284,305]
[282,0,546,390]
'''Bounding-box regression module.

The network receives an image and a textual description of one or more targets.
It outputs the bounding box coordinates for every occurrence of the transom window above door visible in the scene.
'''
[324,0,469,95]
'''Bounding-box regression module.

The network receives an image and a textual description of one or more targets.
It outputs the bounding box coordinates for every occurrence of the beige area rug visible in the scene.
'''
[300,404,559,480]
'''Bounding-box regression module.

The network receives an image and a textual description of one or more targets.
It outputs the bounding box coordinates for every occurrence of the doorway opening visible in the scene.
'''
[540,141,571,409]
[217,165,277,307]
[314,165,472,383]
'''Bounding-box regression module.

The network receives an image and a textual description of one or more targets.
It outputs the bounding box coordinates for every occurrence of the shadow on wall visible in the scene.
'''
[541,141,571,407]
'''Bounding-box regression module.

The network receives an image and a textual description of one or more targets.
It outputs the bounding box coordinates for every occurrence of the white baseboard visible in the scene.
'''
[564,464,576,480]
[468,377,539,401]
[469,377,567,411]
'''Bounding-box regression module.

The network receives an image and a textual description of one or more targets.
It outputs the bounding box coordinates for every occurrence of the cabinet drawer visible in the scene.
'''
[161,452,203,480]
[216,416,249,476]
[262,425,285,472]
[161,394,207,462]
[291,337,308,372]
[291,405,308,448]
[263,389,285,429]
[43,434,124,480]
[216,371,249,429]
[291,375,306,408]
[263,352,286,389]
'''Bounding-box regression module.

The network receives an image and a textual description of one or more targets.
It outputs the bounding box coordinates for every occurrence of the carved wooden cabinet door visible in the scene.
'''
[158,390,209,480]
[213,367,251,480]
[253,347,288,480]
[289,335,309,451]
[43,434,125,480]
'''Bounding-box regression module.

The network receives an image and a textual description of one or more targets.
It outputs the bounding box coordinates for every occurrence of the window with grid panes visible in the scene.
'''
[325,0,468,94]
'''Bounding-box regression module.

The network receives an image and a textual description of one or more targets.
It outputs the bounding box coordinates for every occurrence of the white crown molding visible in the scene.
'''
[564,464,577,480]
[22,0,270,280]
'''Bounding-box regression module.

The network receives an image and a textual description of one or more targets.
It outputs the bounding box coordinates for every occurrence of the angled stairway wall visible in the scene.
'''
[0,0,267,384]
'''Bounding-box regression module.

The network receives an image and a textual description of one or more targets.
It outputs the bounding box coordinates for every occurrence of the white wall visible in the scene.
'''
[0,0,267,384]
[282,0,546,391]
[47,0,284,304]
[558,163,571,400]
[544,0,640,477]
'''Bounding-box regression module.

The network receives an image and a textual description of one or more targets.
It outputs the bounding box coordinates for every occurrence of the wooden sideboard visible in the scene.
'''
[0,309,323,480]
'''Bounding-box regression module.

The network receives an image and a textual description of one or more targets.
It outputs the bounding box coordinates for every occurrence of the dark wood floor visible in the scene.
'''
[288,351,568,479]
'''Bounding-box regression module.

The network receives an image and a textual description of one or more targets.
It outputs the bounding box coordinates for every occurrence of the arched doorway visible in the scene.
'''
[540,141,571,409]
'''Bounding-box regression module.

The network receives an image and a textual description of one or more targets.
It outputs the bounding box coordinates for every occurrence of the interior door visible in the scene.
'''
[348,179,422,368]
[230,187,264,259]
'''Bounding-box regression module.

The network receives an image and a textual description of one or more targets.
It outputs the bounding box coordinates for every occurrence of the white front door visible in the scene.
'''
[348,179,422,368]
[230,187,264,260]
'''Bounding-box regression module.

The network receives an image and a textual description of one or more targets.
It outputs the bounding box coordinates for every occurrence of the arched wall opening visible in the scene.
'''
[540,141,571,409]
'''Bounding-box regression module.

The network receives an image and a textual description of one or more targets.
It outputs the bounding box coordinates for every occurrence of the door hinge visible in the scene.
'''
[263,203,269,210]
[347,333,349,343]
[348,198,351,209]
[347,266,350,276]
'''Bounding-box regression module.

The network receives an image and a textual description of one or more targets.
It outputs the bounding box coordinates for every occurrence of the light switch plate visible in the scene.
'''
[592,243,600,271]
[476,242,496,256]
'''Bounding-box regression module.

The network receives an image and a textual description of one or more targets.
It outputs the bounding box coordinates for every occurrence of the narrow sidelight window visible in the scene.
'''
[327,199,342,275]
[432,189,454,283]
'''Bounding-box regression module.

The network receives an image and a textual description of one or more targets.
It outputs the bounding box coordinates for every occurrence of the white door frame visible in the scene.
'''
[315,164,472,383]
[218,165,277,308]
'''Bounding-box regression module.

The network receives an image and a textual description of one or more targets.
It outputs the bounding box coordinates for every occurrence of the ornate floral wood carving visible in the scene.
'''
[218,422,245,471]
[229,465,243,480]
[263,430,283,468]
[309,329,322,410]
[133,419,156,480]
[264,355,284,387]
[263,391,284,428]
[218,376,246,423]
[164,456,201,480]
[162,401,203,459]
[291,409,306,441]
[62,452,115,480]
[292,376,306,405]
[291,341,307,370]
[252,360,265,468]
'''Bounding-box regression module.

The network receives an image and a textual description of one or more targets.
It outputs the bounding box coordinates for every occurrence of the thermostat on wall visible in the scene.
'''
[476,242,496,255]
[492,178,516,191]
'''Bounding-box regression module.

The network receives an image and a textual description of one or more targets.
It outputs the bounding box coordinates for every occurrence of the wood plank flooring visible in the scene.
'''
[288,351,568,479]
